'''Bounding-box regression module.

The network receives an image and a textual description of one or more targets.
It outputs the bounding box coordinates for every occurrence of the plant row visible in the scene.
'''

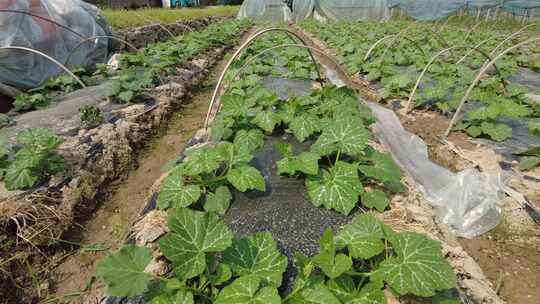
[97,78,458,302]
[299,19,540,144]
[0,19,252,191]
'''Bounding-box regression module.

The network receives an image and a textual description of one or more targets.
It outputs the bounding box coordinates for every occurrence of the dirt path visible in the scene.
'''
[46,64,225,304]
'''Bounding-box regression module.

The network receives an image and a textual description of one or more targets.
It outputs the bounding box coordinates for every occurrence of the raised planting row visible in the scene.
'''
[97,78,459,303]
[0,18,253,303]
[299,20,540,152]
[0,18,252,191]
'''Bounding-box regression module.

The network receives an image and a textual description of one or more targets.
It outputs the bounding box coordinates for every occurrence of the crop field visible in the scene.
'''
[1,5,540,304]
[103,6,240,29]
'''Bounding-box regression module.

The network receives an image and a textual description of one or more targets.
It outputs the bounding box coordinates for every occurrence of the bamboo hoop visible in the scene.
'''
[444,37,540,138]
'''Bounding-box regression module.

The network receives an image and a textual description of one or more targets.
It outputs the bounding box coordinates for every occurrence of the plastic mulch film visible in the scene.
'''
[237,0,292,22]
[314,0,391,21]
[368,102,504,238]
[0,0,110,90]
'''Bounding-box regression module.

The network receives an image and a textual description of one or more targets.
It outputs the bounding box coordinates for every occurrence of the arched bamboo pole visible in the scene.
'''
[405,45,504,113]
[364,34,426,63]
[64,36,138,66]
[0,46,86,88]
[203,27,324,128]
[204,43,348,129]
[444,37,540,138]
[489,23,536,56]
[0,9,85,40]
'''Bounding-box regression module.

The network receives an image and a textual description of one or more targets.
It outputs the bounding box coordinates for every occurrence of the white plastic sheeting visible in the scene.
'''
[0,0,110,90]
[368,103,504,238]
[390,0,466,20]
[238,0,292,22]
[292,0,315,23]
[315,0,390,21]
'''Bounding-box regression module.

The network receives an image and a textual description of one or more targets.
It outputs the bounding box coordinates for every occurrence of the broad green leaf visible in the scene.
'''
[157,169,201,209]
[146,287,194,304]
[216,141,253,166]
[17,128,63,150]
[227,165,266,192]
[480,122,512,142]
[159,208,233,279]
[96,245,152,297]
[275,142,294,157]
[289,114,321,142]
[306,161,363,215]
[313,229,352,279]
[221,94,255,118]
[294,283,341,304]
[214,275,281,304]
[182,147,220,176]
[208,263,232,285]
[358,151,401,184]
[466,125,482,138]
[252,110,281,133]
[118,90,134,103]
[519,156,540,171]
[277,102,298,124]
[204,186,232,215]
[379,232,456,297]
[335,213,385,260]
[326,275,386,304]
[234,129,264,153]
[223,232,288,286]
[4,165,38,191]
[361,189,389,212]
[277,152,320,176]
[311,116,371,157]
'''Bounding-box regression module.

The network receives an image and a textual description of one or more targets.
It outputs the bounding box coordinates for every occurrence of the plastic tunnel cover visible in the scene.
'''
[0,0,111,89]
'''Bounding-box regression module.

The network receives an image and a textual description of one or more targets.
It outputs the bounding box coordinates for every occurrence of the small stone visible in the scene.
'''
[102,225,106,230]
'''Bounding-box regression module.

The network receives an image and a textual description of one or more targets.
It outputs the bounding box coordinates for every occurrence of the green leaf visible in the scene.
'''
[227,165,266,192]
[361,189,389,212]
[311,116,371,157]
[157,169,201,209]
[335,213,385,260]
[358,151,401,184]
[182,147,220,176]
[159,208,233,279]
[214,275,281,304]
[234,129,264,153]
[277,152,320,176]
[4,165,38,191]
[289,114,321,142]
[118,90,135,103]
[217,141,253,166]
[466,125,482,138]
[306,161,363,215]
[146,285,194,304]
[223,232,288,286]
[379,232,456,297]
[220,94,255,118]
[326,275,386,304]
[274,142,294,158]
[208,263,232,285]
[294,283,341,304]
[519,156,540,171]
[251,110,281,133]
[204,186,232,215]
[480,122,512,142]
[96,245,152,297]
[313,229,353,279]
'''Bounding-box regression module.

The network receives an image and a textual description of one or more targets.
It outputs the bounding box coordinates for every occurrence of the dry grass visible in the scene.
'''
[103,6,240,29]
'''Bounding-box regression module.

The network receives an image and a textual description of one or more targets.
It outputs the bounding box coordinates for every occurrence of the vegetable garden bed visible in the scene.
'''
[91,26,526,304]
[0,17,251,303]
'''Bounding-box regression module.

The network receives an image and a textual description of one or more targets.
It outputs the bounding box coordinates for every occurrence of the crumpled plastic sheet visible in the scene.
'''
[368,102,504,238]
[323,63,505,238]
[0,0,111,89]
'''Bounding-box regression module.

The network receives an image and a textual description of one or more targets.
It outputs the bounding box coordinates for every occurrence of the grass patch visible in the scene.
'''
[102,6,240,29]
